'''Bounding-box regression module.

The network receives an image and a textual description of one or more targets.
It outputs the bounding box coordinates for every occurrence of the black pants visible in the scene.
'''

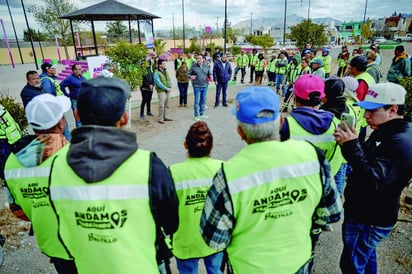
[140,88,153,115]
[50,257,77,274]
[249,65,255,82]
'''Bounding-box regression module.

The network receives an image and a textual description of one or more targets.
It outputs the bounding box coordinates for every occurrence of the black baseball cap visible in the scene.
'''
[78,77,130,126]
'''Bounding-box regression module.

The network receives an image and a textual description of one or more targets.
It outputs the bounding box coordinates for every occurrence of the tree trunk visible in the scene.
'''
[61,35,70,60]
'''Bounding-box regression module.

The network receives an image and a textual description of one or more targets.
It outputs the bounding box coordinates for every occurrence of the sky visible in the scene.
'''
[0,0,411,39]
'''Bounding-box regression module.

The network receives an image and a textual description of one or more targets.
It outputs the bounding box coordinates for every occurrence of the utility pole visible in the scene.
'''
[21,0,38,69]
[6,0,23,64]
[182,0,185,51]
[172,13,176,48]
[250,12,253,35]
[216,16,219,35]
[307,0,311,20]
[283,0,287,45]
[363,0,369,23]
[224,0,227,53]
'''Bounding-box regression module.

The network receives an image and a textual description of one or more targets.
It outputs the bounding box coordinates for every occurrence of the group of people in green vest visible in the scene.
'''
[1,39,411,274]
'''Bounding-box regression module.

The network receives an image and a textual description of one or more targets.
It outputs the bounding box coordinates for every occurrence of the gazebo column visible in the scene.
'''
[91,20,98,55]
[69,20,76,59]
[137,20,142,44]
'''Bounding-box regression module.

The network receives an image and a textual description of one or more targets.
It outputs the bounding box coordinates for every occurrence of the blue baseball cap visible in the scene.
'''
[322,47,329,52]
[232,87,280,124]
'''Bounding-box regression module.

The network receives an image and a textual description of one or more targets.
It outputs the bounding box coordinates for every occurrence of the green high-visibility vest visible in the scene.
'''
[236,54,249,68]
[0,105,22,144]
[255,59,265,72]
[275,59,288,75]
[50,149,158,274]
[169,157,223,259]
[321,55,332,74]
[287,63,302,83]
[5,145,72,259]
[355,72,375,127]
[355,72,375,87]
[287,115,343,176]
[267,59,277,73]
[224,140,322,273]
[41,75,64,96]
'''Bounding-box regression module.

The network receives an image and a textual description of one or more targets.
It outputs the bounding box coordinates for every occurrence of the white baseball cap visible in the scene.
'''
[26,94,71,130]
[356,82,406,110]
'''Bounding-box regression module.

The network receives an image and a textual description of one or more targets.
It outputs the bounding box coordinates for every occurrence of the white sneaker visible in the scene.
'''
[200,115,209,119]
[205,105,209,110]
[194,116,200,121]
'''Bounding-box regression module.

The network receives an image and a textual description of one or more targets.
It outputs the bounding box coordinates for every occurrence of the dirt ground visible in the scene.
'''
[0,43,412,273]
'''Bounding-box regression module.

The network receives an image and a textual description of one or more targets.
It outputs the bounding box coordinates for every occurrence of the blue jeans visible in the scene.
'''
[63,118,71,142]
[178,82,189,105]
[334,163,347,197]
[234,67,246,80]
[276,74,286,95]
[193,86,207,117]
[340,221,393,274]
[215,82,228,106]
[176,252,224,274]
[71,99,82,128]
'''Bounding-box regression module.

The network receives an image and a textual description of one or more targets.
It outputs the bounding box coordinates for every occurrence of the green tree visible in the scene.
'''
[361,21,374,43]
[105,42,147,92]
[229,45,242,56]
[289,19,327,51]
[247,34,274,51]
[154,39,167,56]
[23,29,47,42]
[28,0,77,60]
[226,27,243,44]
[106,21,128,43]
[187,38,201,54]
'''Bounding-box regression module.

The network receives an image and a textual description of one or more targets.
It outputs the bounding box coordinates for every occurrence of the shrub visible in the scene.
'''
[0,92,28,133]
[105,42,147,92]
[399,76,412,117]
[230,46,242,56]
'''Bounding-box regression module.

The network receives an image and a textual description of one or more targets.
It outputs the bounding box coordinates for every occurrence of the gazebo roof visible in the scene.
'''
[61,0,161,21]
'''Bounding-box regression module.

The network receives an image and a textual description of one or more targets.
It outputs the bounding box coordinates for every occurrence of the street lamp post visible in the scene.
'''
[250,12,253,35]
[21,0,38,69]
[224,0,227,53]
[283,0,287,45]
[172,13,176,48]
[182,0,185,51]
[6,0,24,64]
[363,0,369,23]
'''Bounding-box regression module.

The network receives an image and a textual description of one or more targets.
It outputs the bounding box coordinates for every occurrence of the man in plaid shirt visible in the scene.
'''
[200,87,342,273]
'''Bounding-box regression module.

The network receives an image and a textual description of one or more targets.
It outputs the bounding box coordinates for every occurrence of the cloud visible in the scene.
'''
[0,0,411,38]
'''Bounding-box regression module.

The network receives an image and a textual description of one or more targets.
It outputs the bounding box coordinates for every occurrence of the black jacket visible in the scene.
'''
[141,66,154,90]
[342,119,412,226]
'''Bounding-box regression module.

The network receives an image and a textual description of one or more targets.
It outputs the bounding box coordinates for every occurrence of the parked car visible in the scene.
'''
[373,36,387,44]
[393,33,412,42]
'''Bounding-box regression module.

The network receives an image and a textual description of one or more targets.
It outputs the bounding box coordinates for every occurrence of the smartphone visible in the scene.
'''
[340,113,355,129]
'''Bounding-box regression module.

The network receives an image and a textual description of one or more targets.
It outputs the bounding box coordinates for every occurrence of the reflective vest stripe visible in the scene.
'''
[51,185,149,201]
[228,161,320,195]
[290,134,335,143]
[174,178,214,190]
[5,167,51,179]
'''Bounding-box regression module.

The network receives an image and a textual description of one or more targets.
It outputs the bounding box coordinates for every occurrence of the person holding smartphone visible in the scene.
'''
[334,82,412,274]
